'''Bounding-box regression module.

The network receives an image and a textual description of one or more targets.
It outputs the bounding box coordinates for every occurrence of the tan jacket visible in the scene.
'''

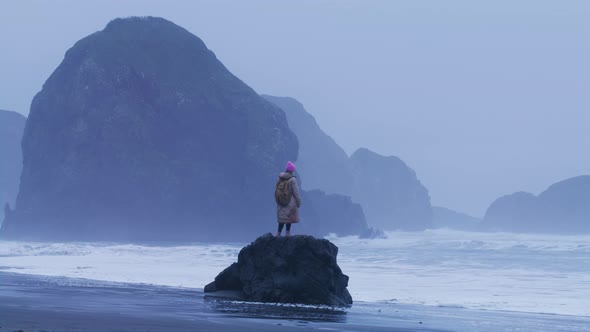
[276,172,301,224]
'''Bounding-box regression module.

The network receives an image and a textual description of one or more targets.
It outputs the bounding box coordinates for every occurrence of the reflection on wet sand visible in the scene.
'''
[204,295,348,323]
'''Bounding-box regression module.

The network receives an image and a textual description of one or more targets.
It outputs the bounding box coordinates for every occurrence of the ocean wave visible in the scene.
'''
[0,229,589,317]
[327,229,590,253]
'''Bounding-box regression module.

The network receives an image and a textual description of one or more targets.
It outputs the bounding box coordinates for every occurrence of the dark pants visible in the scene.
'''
[278,223,291,233]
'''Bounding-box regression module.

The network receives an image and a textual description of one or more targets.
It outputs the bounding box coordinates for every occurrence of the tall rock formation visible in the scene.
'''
[262,96,369,235]
[2,17,299,241]
[482,176,590,233]
[262,95,351,195]
[0,110,26,223]
[349,148,433,230]
[264,95,434,231]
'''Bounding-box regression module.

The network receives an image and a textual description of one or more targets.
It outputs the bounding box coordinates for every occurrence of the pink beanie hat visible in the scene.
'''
[285,161,296,172]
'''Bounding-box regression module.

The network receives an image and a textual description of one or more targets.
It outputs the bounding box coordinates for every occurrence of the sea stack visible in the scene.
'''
[349,148,433,230]
[1,17,298,241]
[0,110,26,222]
[264,95,434,231]
[482,176,590,233]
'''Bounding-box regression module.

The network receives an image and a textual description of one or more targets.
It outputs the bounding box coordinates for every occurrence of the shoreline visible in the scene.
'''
[1,230,588,318]
[0,272,437,332]
[1,272,589,332]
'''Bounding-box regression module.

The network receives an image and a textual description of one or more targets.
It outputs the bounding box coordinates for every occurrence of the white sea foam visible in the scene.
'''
[0,229,588,316]
[328,230,590,316]
[0,241,240,288]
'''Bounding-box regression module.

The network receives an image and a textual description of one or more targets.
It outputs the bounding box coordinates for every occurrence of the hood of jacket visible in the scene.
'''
[279,172,295,180]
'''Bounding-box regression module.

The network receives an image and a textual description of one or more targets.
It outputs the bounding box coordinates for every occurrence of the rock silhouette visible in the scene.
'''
[205,233,353,306]
[2,17,298,241]
[264,96,433,231]
[482,176,590,233]
[0,110,26,223]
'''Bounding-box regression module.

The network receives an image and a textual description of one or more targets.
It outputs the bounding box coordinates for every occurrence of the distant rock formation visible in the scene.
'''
[482,176,590,233]
[2,17,300,241]
[349,148,433,230]
[264,96,433,231]
[482,192,538,232]
[535,176,590,232]
[432,206,481,231]
[300,190,367,237]
[262,96,372,235]
[262,95,351,195]
[0,110,26,223]
[205,233,353,306]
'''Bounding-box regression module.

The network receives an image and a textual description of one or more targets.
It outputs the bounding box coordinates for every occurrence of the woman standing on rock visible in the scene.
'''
[275,161,301,237]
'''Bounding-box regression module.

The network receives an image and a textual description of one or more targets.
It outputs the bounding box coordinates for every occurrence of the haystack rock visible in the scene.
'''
[1,17,298,241]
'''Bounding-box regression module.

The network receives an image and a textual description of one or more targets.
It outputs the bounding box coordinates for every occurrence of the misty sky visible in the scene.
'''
[1,1,589,217]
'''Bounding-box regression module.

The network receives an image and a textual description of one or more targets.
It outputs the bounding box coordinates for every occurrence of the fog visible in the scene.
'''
[1,0,589,216]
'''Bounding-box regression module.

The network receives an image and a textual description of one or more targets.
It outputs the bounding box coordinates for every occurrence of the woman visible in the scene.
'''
[275,161,301,237]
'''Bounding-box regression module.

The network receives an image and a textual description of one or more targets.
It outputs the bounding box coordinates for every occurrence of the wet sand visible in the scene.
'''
[1,272,589,332]
[0,272,437,332]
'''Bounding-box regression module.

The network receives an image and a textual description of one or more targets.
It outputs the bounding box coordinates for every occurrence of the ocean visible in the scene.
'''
[1,229,589,331]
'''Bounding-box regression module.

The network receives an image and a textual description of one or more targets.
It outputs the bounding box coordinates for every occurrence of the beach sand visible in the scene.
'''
[0,272,436,332]
[1,272,588,332]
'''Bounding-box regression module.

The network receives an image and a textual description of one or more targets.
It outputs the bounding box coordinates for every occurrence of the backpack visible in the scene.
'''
[275,178,292,206]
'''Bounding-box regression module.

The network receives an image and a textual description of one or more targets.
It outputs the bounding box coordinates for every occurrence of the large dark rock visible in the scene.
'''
[262,95,351,195]
[1,17,298,241]
[482,176,590,233]
[349,148,433,230]
[432,206,481,231]
[0,110,26,223]
[263,96,433,231]
[205,233,352,306]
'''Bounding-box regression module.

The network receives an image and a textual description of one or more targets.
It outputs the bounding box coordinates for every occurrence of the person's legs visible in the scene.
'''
[285,223,291,237]
[276,223,284,237]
